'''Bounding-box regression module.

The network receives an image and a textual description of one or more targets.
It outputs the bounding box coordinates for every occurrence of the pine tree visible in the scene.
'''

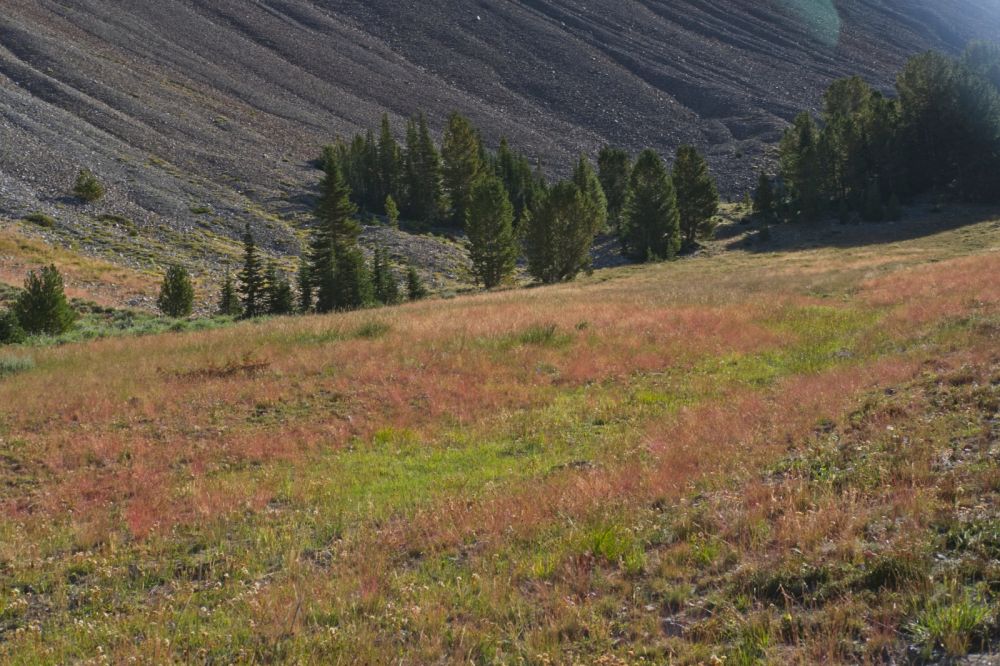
[620,149,680,261]
[672,145,719,248]
[404,114,446,224]
[73,169,105,203]
[406,265,429,301]
[14,265,76,335]
[297,261,313,313]
[333,247,372,311]
[886,193,903,221]
[0,310,25,344]
[377,113,402,210]
[265,262,295,315]
[779,112,824,221]
[572,155,608,238]
[157,265,195,318]
[217,269,242,317]
[861,182,885,222]
[753,172,775,220]
[371,248,400,305]
[467,176,518,289]
[238,225,266,318]
[441,112,484,228]
[523,181,596,283]
[598,146,631,231]
[385,195,400,228]
[495,137,542,225]
[311,162,360,313]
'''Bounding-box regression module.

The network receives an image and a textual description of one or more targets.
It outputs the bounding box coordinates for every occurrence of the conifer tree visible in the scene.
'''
[441,112,484,228]
[523,181,596,283]
[14,265,76,335]
[377,113,402,210]
[157,265,195,318]
[385,195,400,228]
[297,261,313,313]
[672,145,719,248]
[217,269,242,317]
[467,176,518,289]
[404,114,446,224]
[753,172,776,220]
[310,162,360,313]
[238,225,266,318]
[620,149,680,261]
[572,155,608,237]
[371,249,400,305]
[406,265,428,301]
[73,169,105,203]
[495,137,542,225]
[333,247,372,311]
[264,262,295,315]
[598,146,631,231]
[779,112,824,221]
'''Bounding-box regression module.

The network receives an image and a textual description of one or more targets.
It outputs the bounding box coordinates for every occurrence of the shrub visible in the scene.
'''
[14,265,77,335]
[0,310,26,344]
[73,169,106,203]
[23,212,55,228]
[157,265,195,318]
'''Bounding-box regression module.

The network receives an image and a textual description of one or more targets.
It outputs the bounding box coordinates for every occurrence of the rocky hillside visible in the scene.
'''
[1,0,998,270]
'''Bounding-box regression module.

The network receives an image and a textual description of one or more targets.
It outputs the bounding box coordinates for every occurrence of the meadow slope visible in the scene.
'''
[0,213,999,663]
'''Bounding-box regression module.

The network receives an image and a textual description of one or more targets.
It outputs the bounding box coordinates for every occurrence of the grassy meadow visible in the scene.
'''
[1,212,999,663]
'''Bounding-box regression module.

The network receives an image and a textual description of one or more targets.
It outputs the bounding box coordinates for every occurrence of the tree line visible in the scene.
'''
[755,43,1000,223]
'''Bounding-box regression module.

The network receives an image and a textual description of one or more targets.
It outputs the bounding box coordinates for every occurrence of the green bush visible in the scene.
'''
[0,310,26,344]
[73,169,105,203]
[14,265,77,335]
[23,212,55,228]
[157,265,195,318]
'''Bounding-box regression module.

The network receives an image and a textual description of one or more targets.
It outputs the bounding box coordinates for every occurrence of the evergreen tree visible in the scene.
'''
[157,265,195,318]
[779,112,825,221]
[886,193,903,221]
[523,181,597,283]
[73,169,105,203]
[333,247,372,311]
[406,265,429,301]
[572,155,608,237]
[265,262,295,315]
[495,137,542,225]
[861,182,885,222]
[297,261,313,313]
[14,265,76,335]
[598,146,631,231]
[403,114,446,224]
[672,145,719,248]
[385,195,400,228]
[238,225,266,318]
[441,112,484,228]
[753,172,775,220]
[466,176,518,289]
[217,269,242,317]
[371,248,400,305]
[620,149,680,261]
[0,310,25,344]
[377,113,403,210]
[311,162,360,313]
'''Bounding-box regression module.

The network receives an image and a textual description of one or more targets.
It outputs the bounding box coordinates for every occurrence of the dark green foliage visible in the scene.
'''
[23,212,55,228]
[406,265,428,301]
[333,246,373,311]
[265,263,295,316]
[598,146,631,231]
[157,265,195,318]
[620,149,680,261]
[237,225,266,319]
[377,114,403,211]
[779,112,824,221]
[862,182,884,222]
[371,249,400,305]
[404,113,446,224]
[523,181,598,283]
[217,270,241,317]
[672,145,719,248]
[73,169,105,203]
[495,138,542,225]
[441,112,484,228]
[385,195,400,228]
[753,172,775,220]
[297,261,313,313]
[14,265,76,335]
[0,310,26,344]
[886,193,903,221]
[310,162,360,313]
[572,155,608,238]
[467,176,518,289]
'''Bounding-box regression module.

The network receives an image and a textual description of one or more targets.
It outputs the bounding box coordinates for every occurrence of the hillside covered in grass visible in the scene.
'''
[0,210,998,663]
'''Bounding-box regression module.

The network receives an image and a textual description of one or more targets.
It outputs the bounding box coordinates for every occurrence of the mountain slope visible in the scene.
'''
[1,0,998,264]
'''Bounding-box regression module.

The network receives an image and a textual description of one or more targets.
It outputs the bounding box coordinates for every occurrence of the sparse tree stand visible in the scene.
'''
[238,225,266,318]
[466,176,518,289]
[157,265,195,318]
[523,181,596,284]
[672,145,719,249]
[406,265,428,301]
[620,149,681,262]
[14,264,76,335]
[217,269,242,317]
[73,169,105,203]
